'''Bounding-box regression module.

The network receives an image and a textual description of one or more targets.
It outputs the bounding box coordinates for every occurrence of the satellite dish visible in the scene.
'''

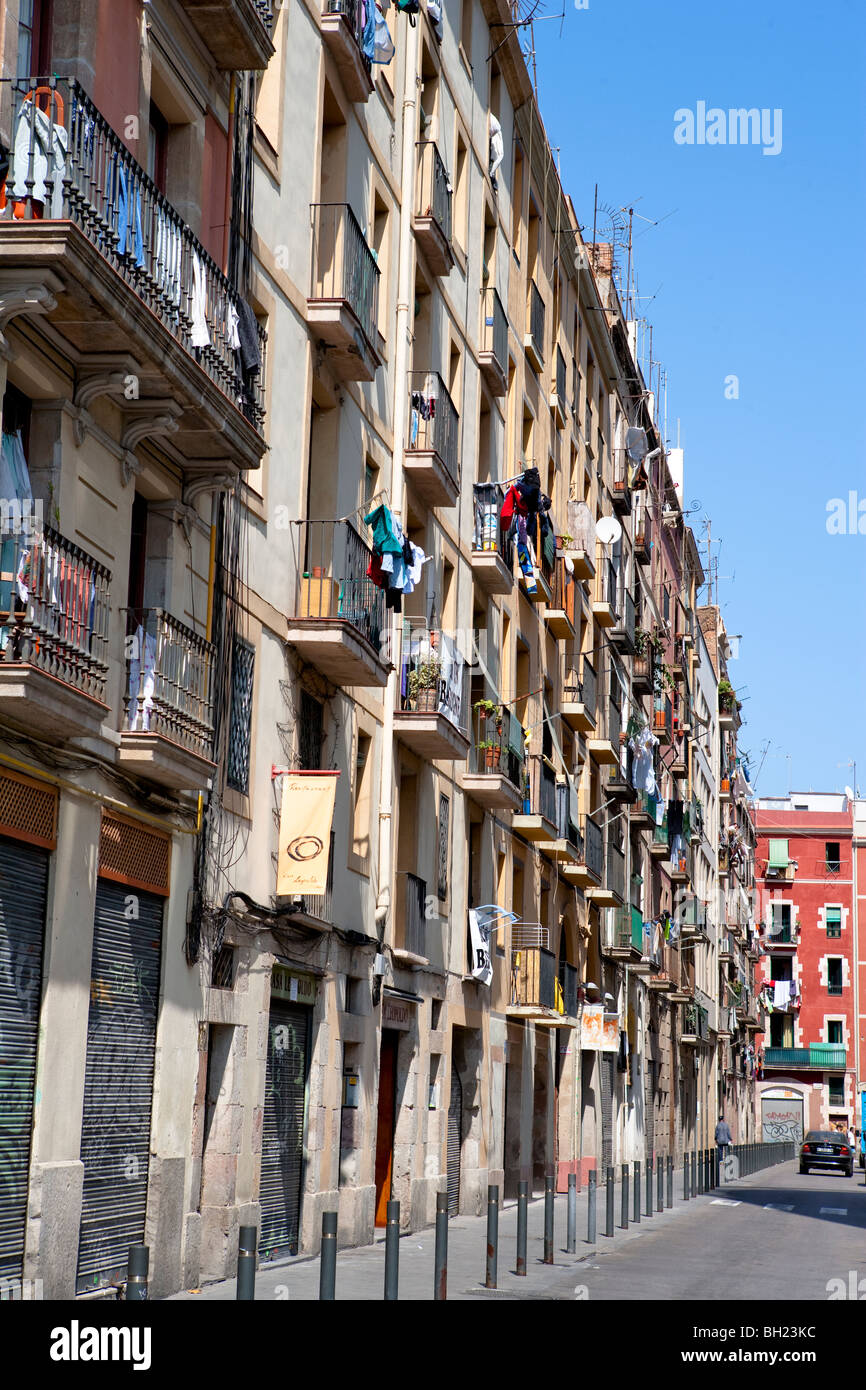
[845,785,855,802]
[596,515,622,545]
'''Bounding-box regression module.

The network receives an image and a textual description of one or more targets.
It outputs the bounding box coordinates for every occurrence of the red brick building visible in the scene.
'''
[754,795,856,1143]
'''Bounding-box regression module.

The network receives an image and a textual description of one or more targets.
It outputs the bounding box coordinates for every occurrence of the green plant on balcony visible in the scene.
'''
[474,698,499,720]
[654,661,674,694]
[408,659,441,710]
[477,739,501,770]
[718,678,736,712]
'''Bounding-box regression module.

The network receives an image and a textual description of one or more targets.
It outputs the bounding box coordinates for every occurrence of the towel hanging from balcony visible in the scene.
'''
[489,114,504,186]
[10,93,68,219]
[190,252,211,349]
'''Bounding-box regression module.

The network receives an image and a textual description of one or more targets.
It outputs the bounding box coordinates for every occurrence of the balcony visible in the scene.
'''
[650,813,669,857]
[719,691,739,730]
[292,831,336,927]
[471,483,514,594]
[653,694,672,744]
[397,872,427,960]
[632,649,654,697]
[307,204,381,380]
[670,953,695,1004]
[612,451,631,516]
[610,589,636,655]
[669,842,690,885]
[509,941,559,1021]
[609,905,644,964]
[544,556,577,640]
[179,0,276,70]
[763,1045,847,1070]
[120,609,215,789]
[591,558,618,629]
[561,653,596,733]
[634,505,652,565]
[689,796,705,844]
[550,346,567,427]
[0,526,111,739]
[681,1002,710,1045]
[406,372,460,508]
[320,0,374,103]
[587,697,620,767]
[512,754,558,841]
[0,79,266,474]
[524,279,545,374]
[670,731,689,778]
[463,702,524,812]
[604,756,636,805]
[560,543,594,582]
[286,521,390,687]
[565,813,604,888]
[558,961,579,1019]
[680,896,708,939]
[648,943,677,992]
[538,778,585,872]
[520,512,555,604]
[395,622,470,760]
[413,142,454,275]
[629,789,658,830]
[763,920,799,952]
[719,931,735,962]
[586,839,625,908]
[479,288,508,396]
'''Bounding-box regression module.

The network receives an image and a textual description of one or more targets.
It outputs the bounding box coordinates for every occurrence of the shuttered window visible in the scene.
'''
[826,907,842,939]
[227,639,255,792]
[259,1001,309,1261]
[76,882,163,1293]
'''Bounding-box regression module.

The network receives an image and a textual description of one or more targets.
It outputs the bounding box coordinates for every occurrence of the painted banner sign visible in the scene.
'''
[277,772,339,895]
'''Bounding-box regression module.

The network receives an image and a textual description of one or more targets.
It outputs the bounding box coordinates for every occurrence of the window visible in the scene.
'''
[372,193,390,335]
[511,144,523,255]
[226,639,255,792]
[827,958,843,996]
[17,0,52,75]
[825,842,841,874]
[769,902,792,940]
[460,0,472,60]
[828,1075,845,1106]
[826,906,842,939]
[437,793,450,901]
[147,103,169,193]
[453,132,468,254]
[352,730,373,867]
[828,1020,843,1045]
[298,690,324,770]
[769,957,792,984]
[211,946,235,990]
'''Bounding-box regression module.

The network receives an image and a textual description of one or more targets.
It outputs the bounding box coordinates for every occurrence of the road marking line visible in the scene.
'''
[819,1207,847,1215]
[711,1199,741,1207]
[763,1204,794,1211]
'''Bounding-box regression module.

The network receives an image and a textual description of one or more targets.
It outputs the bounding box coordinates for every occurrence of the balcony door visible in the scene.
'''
[374,1030,399,1226]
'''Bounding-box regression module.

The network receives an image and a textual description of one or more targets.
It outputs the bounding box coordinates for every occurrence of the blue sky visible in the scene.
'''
[532,0,866,796]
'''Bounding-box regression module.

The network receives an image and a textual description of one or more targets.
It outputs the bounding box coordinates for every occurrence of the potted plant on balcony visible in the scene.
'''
[718,678,736,712]
[474,698,498,724]
[477,739,501,771]
[408,658,441,712]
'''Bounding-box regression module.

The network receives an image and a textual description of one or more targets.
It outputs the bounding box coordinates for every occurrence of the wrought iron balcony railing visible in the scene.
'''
[554,344,567,403]
[606,840,625,901]
[481,287,508,376]
[2,77,267,432]
[0,524,111,702]
[289,519,388,660]
[472,482,514,571]
[526,278,545,363]
[469,701,524,790]
[402,871,427,956]
[683,1001,709,1040]
[124,608,215,760]
[399,621,469,731]
[407,371,460,490]
[521,752,557,825]
[415,141,452,244]
[582,814,604,879]
[309,202,379,348]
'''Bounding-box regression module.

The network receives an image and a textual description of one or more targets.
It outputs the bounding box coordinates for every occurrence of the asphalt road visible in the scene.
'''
[547,1160,866,1301]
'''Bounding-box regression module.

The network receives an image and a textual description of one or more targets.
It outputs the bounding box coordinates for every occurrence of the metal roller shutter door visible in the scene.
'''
[447,1067,462,1217]
[0,838,49,1283]
[601,1053,614,1177]
[259,1001,309,1261]
[76,882,163,1293]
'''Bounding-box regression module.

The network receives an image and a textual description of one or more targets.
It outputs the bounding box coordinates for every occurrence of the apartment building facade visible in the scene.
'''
[0,0,763,1301]
[755,794,856,1143]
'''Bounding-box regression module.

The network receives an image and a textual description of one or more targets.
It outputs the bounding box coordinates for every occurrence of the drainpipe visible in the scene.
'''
[375,18,419,945]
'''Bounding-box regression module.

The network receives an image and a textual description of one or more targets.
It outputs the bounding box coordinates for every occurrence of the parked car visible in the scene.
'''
[799,1131,853,1177]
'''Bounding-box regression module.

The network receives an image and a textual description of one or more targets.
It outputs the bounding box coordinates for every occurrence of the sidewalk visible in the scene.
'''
[168,1161,764,1301]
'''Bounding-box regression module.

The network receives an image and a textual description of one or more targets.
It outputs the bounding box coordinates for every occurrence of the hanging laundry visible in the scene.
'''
[629,724,658,796]
[360,0,377,62]
[667,799,684,841]
[117,165,145,269]
[426,0,443,41]
[364,503,404,555]
[773,980,792,1009]
[489,113,504,186]
[235,299,262,377]
[226,301,241,351]
[373,3,396,60]
[566,498,594,553]
[10,93,68,218]
[190,251,211,349]
[499,483,528,530]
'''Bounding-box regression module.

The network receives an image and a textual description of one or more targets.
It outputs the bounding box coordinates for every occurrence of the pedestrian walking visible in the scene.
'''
[847,1124,856,1151]
[715,1113,733,1179]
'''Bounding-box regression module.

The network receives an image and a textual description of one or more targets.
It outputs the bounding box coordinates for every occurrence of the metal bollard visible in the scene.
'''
[646,1155,653,1217]
[517,1180,528,1275]
[126,1245,149,1302]
[237,1226,256,1302]
[587,1169,597,1244]
[633,1161,641,1223]
[666,1155,673,1208]
[486,1184,499,1289]
[697,1149,703,1195]
[384,1199,400,1301]
[319,1212,337,1300]
[621,1163,629,1230]
[605,1167,615,1237]
[544,1175,555,1265]
[691,1150,697,1196]
[434,1192,448,1300]
[567,1173,577,1254]
[683,1153,690,1200]
[657,1155,664,1212]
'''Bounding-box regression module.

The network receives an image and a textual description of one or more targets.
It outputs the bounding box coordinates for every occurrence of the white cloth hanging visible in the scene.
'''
[489,114,504,182]
[11,97,68,218]
[190,251,210,348]
[226,300,241,351]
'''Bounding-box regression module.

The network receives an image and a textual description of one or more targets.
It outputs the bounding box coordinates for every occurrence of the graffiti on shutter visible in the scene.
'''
[600,1053,614,1178]
[0,838,49,1285]
[260,1001,309,1261]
